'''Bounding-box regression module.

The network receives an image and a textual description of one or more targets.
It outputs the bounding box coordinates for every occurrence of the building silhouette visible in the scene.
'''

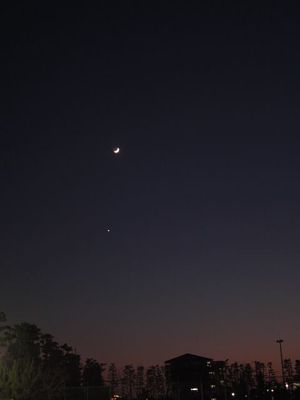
[165,353,226,400]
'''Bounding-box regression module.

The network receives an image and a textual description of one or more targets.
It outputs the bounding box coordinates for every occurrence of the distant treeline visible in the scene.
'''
[0,312,300,400]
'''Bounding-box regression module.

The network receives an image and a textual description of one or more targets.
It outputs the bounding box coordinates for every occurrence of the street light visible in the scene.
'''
[276,339,285,385]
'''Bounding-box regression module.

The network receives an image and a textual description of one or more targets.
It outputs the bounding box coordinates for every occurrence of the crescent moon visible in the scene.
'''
[113,147,120,154]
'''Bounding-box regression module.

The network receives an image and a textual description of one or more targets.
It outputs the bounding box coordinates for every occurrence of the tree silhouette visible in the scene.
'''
[146,365,165,400]
[136,365,145,400]
[122,365,135,400]
[295,360,300,381]
[108,362,119,395]
[4,322,41,362]
[239,363,254,397]
[0,358,43,400]
[267,362,277,387]
[0,316,81,399]
[254,361,266,396]
[283,359,293,384]
[82,358,105,387]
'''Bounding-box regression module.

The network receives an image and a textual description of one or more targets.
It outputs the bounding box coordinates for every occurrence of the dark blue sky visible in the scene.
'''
[1,2,300,367]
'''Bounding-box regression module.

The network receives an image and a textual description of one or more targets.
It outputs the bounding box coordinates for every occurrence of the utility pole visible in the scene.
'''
[276,339,285,385]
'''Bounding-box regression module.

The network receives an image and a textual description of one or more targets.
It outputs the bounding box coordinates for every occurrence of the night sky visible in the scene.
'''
[1,2,300,368]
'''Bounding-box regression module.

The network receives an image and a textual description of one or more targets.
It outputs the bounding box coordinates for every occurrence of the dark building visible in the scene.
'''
[165,353,226,400]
